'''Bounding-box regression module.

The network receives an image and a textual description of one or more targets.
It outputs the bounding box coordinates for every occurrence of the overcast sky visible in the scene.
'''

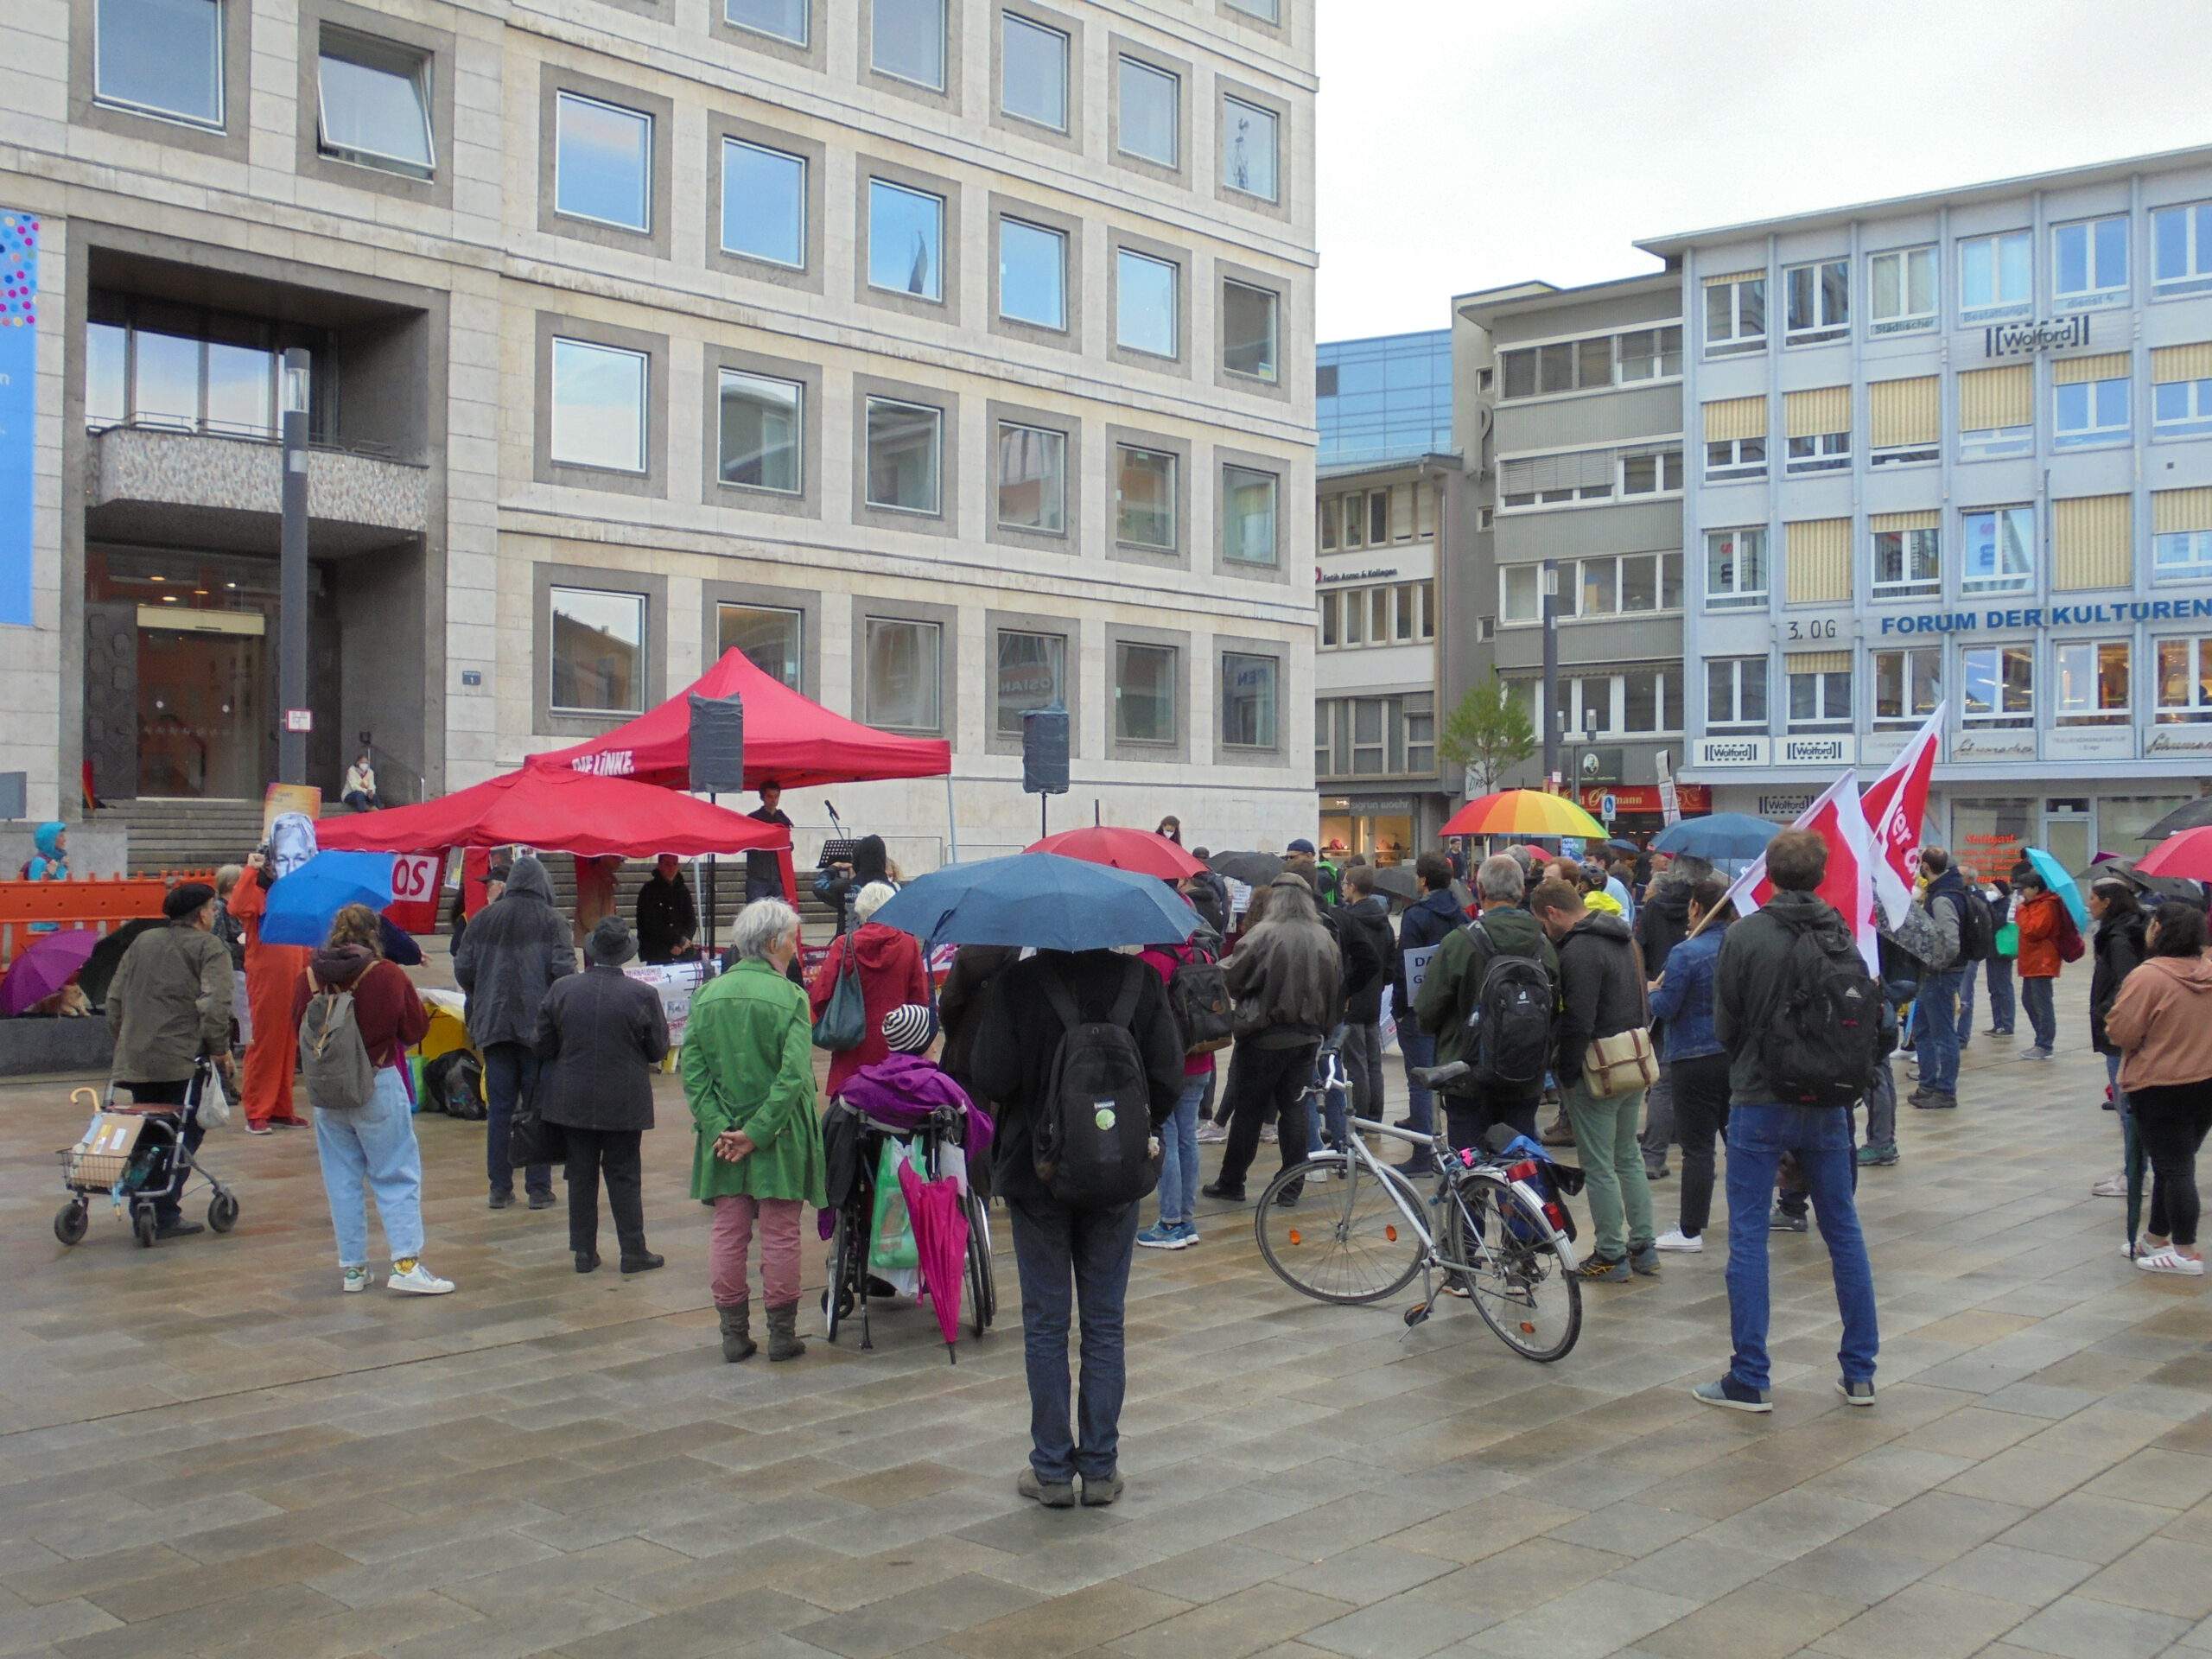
[1315,0,2212,340]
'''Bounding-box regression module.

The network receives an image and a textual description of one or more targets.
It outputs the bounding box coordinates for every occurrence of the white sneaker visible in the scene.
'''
[386,1259,455,1294]
[2090,1173,2128,1198]
[2136,1249,2206,1276]
[1260,1123,1278,1144]
[1195,1122,1229,1144]
[2019,1046,2054,1061]
[340,1265,371,1294]
[1654,1230,1704,1253]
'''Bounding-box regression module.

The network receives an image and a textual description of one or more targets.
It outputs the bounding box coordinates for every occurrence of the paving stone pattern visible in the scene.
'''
[3,975,2209,1658]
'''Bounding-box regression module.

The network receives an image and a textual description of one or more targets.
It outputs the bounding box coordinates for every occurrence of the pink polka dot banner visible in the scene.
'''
[0,211,35,627]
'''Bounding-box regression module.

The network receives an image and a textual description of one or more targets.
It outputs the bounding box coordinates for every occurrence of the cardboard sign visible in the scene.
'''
[385,851,443,936]
[1225,878,1254,917]
[625,960,707,1046]
[67,1111,146,1186]
[1403,943,1440,1002]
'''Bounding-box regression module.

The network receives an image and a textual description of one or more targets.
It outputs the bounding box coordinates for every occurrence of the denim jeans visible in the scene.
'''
[1155,1072,1211,1227]
[483,1040,552,1200]
[1561,1076,1655,1262]
[1979,952,2018,1034]
[1862,1052,1897,1152]
[1639,1061,1675,1173]
[313,1066,426,1266]
[1916,966,1964,1095]
[2021,976,2057,1051]
[1398,1021,1437,1141]
[1009,1195,1141,1484]
[1724,1103,1878,1393]
[1305,1033,1350,1154]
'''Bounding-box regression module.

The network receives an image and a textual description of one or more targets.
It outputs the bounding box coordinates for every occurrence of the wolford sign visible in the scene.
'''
[1878,597,2212,636]
[1985,314,2089,357]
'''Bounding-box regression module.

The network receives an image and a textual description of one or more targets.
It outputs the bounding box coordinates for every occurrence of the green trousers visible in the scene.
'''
[1563,1075,1656,1262]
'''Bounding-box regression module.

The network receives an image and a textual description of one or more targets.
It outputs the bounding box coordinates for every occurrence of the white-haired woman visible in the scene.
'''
[682,899,827,1362]
[809,880,928,1098]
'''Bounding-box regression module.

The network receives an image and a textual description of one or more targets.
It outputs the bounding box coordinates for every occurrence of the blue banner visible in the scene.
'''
[0,210,36,628]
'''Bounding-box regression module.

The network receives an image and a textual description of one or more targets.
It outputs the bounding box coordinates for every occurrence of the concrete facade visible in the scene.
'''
[2,0,1318,863]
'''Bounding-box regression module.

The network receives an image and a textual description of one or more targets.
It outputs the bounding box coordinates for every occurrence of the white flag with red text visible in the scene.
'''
[1718,770,1880,974]
[1859,704,1945,928]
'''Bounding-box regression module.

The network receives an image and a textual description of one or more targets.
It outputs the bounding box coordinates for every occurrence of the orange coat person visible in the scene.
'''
[2012,871,2066,1061]
[228,852,313,1133]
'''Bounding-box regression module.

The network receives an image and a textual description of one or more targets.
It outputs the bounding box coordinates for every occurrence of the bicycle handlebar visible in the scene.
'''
[1408,1060,1471,1088]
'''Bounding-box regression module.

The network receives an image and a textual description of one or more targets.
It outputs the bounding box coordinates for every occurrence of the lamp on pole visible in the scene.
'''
[277,349,311,786]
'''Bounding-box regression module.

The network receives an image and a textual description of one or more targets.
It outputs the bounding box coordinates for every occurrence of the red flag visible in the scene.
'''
[1718,770,1879,973]
[1860,704,1944,927]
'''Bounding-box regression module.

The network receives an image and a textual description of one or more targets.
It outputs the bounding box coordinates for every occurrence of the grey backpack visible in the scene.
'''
[299,977,377,1111]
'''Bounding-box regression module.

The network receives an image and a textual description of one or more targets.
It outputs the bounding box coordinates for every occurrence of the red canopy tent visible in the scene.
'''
[529,648,951,791]
[316,764,788,859]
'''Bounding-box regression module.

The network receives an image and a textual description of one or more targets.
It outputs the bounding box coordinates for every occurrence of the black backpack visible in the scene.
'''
[1758,919,1882,1109]
[1164,945,1234,1056]
[1034,964,1160,1210]
[1952,887,1996,963]
[1465,918,1554,1090]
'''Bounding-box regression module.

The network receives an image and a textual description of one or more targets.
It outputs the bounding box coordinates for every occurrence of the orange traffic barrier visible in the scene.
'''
[0,872,217,969]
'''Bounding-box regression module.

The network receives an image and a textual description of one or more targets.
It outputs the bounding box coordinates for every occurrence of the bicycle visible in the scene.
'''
[1251,1061,1584,1363]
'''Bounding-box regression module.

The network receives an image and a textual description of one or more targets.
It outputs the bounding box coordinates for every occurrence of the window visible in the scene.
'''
[95,0,223,127]
[1222,280,1279,380]
[1705,274,1766,356]
[1789,660,1853,731]
[1318,496,1339,551]
[721,139,805,268]
[1221,653,1278,747]
[727,0,808,43]
[1785,258,1848,344]
[2056,639,2130,726]
[1960,366,2034,459]
[1706,528,1767,611]
[1117,56,1178,168]
[1116,445,1178,549]
[1619,668,1681,734]
[1962,644,2034,727]
[1115,641,1177,743]
[1222,97,1278,202]
[1577,555,1618,617]
[316,30,433,179]
[1616,326,1683,382]
[1872,647,1942,727]
[2152,201,2212,297]
[1500,563,1540,624]
[2156,636,2212,722]
[1398,581,1434,640]
[550,587,645,715]
[1314,697,1335,772]
[995,422,1065,533]
[719,603,803,690]
[716,369,802,493]
[994,630,1065,737]
[1872,526,1941,597]
[1961,423,2032,460]
[1001,13,1068,130]
[555,92,652,232]
[1870,377,1941,467]
[1708,658,1768,729]
[1960,229,2031,320]
[1221,466,1278,566]
[865,617,941,730]
[1962,505,2034,594]
[2054,215,2128,308]
[1497,336,1615,399]
[2154,375,2212,437]
[85,322,126,427]
[1706,437,1766,482]
[868,180,944,300]
[1868,245,1936,334]
[550,339,647,474]
[1619,450,1683,496]
[1560,551,1681,618]
[997,217,1065,328]
[2055,376,2130,448]
[1787,432,1850,475]
[1226,0,1279,17]
[863,396,942,514]
[1367,492,1389,543]
[2154,529,2212,582]
[1116,250,1179,358]
[1341,585,1363,644]
[872,0,946,89]
[1318,592,1338,648]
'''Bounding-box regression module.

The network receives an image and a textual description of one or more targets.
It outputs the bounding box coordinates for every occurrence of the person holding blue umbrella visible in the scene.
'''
[2012,867,2072,1059]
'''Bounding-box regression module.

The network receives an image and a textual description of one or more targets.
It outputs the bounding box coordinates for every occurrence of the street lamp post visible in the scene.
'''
[277,349,311,786]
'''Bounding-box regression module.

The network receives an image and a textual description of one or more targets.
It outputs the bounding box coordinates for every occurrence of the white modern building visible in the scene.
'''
[1,0,1318,863]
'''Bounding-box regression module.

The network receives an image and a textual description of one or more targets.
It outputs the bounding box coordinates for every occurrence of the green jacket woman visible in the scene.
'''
[681,957,826,1207]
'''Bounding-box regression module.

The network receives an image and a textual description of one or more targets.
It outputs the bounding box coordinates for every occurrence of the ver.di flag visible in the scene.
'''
[1859,704,1945,929]
[1717,769,1880,975]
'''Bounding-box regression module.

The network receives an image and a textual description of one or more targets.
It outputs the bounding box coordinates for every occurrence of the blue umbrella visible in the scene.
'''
[261,852,397,946]
[2024,847,2088,928]
[871,853,1197,951]
[1652,813,1783,864]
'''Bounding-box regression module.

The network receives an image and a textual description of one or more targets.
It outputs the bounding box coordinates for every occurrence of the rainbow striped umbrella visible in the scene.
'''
[1441,789,1607,840]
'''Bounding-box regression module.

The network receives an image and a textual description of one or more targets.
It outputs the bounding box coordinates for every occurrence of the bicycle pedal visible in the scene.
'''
[1403,1301,1431,1327]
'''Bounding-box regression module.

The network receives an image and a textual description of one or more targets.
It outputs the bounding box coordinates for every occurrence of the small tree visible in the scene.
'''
[1439,678,1536,797]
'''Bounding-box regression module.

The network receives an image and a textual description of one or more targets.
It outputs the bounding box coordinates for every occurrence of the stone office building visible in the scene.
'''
[3,0,1317,860]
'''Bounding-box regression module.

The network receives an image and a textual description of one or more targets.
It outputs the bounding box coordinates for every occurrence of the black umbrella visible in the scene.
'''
[2077,856,2201,904]
[1370,867,1420,904]
[2139,797,2212,840]
[79,918,164,1008]
[1205,850,1284,887]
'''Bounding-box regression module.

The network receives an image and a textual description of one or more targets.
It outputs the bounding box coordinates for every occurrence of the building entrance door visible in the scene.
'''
[2042,799,2093,880]
[137,613,270,799]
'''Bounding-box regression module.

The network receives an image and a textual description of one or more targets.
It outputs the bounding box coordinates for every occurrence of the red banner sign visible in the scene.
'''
[1577,785,1710,815]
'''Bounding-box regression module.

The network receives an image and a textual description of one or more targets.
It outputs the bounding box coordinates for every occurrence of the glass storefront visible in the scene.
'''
[1319,798,1418,866]
[1949,798,2033,884]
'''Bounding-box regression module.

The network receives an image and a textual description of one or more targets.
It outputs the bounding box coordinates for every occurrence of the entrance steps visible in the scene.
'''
[92,798,267,874]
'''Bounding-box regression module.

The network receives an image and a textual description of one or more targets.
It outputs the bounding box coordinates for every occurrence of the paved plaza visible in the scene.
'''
[4,977,2212,1659]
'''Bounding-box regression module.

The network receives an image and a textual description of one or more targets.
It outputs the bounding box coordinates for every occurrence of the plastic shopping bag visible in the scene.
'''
[868,1139,924,1273]
[198,1065,233,1129]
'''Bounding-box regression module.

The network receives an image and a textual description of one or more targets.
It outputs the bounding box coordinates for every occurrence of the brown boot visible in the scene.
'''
[766,1301,805,1362]
[717,1301,756,1363]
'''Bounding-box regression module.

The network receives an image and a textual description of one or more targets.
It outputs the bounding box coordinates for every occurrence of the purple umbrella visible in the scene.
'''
[896,1159,971,1363]
[0,928,100,1015]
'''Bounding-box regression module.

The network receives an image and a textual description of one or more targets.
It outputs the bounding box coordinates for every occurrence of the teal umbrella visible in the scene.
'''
[2023,847,2088,928]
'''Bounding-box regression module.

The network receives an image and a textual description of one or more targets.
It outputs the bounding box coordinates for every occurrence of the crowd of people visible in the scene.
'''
[91,804,2212,1510]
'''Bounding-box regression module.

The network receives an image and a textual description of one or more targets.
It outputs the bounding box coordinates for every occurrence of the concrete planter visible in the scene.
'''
[0,1013,113,1078]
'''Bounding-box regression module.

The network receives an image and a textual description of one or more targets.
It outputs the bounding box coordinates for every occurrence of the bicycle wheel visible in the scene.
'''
[1255,1157,1426,1306]
[1444,1174,1581,1363]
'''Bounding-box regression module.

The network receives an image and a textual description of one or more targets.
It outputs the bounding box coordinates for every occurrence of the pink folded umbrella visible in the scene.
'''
[896,1160,971,1363]
[0,929,100,1016]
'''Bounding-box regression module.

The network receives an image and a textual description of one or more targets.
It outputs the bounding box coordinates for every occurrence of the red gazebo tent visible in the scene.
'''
[530,649,951,791]
[316,765,788,859]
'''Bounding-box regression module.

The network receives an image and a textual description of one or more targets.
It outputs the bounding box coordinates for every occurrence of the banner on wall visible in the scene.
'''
[0,211,36,628]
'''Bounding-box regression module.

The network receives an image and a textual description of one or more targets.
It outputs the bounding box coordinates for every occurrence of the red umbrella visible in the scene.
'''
[896,1159,971,1363]
[1026,826,1205,880]
[0,928,100,1015]
[316,765,789,859]
[2135,827,2212,881]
